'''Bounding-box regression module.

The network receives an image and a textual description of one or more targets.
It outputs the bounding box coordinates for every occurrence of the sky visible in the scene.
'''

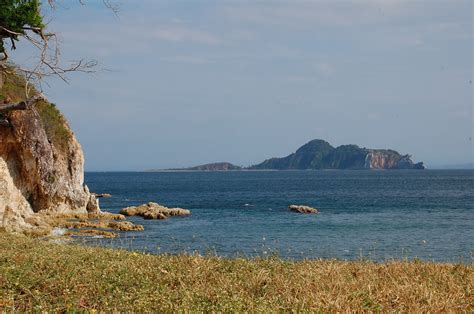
[12,0,474,171]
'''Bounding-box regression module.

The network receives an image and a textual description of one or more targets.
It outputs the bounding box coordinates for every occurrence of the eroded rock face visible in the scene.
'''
[364,150,424,170]
[0,86,99,233]
[364,151,399,169]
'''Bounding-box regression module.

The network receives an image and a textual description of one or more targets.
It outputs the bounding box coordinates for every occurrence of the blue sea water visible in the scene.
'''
[84,170,473,262]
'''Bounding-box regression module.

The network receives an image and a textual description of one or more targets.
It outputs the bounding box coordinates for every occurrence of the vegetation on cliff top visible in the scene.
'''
[0,233,472,312]
[1,0,97,86]
[0,67,25,103]
[0,68,72,153]
[35,100,72,152]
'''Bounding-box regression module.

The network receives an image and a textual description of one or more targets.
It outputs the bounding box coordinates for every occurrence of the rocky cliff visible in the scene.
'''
[250,139,424,170]
[0,69,99,233]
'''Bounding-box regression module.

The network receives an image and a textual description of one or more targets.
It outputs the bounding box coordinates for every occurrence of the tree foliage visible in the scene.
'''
[0,1,119,96]
[0,0,45,59]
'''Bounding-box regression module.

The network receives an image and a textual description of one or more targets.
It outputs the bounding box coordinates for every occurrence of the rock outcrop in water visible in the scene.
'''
[0,68,100,234]
[120,202,191,220]
[289,205,319,214]
[249,139,424,170]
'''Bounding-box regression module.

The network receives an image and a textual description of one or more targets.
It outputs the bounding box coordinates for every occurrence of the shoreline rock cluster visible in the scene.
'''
[289,205,319,214]
[19,212,145,238]
[120,202,191,220]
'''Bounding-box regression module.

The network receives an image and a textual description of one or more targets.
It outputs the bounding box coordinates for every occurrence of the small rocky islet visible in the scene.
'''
[289,205,319,214]
[120,202,191,220]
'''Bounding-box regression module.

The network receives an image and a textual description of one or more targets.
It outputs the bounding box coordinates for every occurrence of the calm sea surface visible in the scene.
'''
[84,170,473,262]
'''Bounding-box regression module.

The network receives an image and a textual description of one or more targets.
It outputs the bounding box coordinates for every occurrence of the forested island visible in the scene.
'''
[250,139,425,170]
[160,139,424,171]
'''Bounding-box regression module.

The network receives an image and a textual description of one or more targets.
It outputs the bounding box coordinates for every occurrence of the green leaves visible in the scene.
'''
[0,0,44,53]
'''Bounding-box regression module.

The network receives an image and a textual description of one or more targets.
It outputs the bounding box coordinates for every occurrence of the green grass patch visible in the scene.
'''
[35,100,72,153]
[0,68,29,103]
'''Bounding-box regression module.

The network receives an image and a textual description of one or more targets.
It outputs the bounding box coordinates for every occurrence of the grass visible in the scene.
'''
[0,233,472,312]
[34,100,72,153]
[0,66,28,103]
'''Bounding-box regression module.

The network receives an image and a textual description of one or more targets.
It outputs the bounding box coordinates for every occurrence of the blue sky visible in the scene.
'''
[13,0,473,170]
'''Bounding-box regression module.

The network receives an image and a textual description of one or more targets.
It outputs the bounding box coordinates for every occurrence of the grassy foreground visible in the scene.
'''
[0,233,472,312]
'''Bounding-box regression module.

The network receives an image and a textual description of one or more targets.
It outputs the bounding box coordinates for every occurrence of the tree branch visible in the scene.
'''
[0,94,45,113]
[1,0,117,93]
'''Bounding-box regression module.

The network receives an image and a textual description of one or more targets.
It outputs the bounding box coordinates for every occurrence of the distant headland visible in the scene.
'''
[147,139,425,171]
[162,162,242,171]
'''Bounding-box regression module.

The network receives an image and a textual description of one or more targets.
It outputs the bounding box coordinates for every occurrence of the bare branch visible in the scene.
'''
[0,0,118,94]
[0,94,46,113]
[0,26,23,37]
[103,0,121,15]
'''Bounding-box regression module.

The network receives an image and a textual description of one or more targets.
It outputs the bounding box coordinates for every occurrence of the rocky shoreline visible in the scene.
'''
[15,201,192,239]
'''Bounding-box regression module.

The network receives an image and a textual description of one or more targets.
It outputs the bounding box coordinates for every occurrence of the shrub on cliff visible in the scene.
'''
[0,0,44,58]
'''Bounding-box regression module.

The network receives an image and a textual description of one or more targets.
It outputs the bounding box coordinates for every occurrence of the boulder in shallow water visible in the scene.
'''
[142,211,167,220]
[120,202,191,220]
[107,221,144,231]
[289,205,319,214]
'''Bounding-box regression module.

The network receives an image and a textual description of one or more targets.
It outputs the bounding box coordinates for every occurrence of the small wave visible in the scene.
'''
[51,228,66,237]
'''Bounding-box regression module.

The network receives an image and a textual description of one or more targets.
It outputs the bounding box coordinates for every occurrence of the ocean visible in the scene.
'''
[84,170,473,262]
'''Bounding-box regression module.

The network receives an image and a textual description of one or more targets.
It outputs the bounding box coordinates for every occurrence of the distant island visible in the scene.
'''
[249,139,424,170]
[163,162,242,171]
[148,139,425,171]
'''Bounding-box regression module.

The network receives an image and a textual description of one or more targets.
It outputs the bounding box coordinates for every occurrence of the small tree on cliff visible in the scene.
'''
[0,0,120,124]
[0,0,105,97]
[0,0,44,60]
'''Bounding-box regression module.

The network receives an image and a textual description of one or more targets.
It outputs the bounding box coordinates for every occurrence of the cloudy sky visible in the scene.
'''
[13,0,473,170]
